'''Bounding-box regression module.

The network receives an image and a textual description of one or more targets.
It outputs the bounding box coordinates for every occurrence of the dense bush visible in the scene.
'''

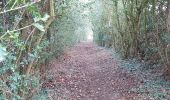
[0,0,87,99]
[91,0,170,72]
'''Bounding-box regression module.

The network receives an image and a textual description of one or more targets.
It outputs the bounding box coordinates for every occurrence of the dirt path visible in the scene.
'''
[45,42,144,100]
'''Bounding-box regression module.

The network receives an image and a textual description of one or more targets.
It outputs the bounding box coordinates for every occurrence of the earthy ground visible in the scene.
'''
[44,42,155,100]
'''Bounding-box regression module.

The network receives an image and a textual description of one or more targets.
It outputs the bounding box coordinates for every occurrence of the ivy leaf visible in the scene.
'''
[33,14,50,22]
[33,23,45,32]
[9,32,19,39]
[41,13,50,22]
[0,45,8,62]
[33,17,41,22]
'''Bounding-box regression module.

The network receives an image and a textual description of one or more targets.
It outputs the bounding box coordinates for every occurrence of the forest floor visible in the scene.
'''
[44,42,170,100]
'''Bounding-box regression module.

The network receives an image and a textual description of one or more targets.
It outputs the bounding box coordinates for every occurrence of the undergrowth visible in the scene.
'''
[104,46,170,100]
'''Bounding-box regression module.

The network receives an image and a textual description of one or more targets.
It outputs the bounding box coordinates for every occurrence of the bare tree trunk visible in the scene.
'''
[164,0,170,73]
[167,0,170,32]
[2,0,8,32]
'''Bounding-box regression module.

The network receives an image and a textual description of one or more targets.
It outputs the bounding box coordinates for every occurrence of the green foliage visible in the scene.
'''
[131,79,170,100]
[33,13,50,22]
[0,0,51,99]
[48,0,90,58]
[0,0,88,99]
[33,23,45,32]
[27,5,41,17]
[91,0,170,63]
[91,0,170,98]
[161,33,170,44]
[0,44,8,62]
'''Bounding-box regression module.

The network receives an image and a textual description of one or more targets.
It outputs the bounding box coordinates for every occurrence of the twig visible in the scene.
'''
[2,0,12,10]
[0,24,33,39]
[10,0,18,10]
[13,9,26,30]
[0,1,40,15]
[15,28,36,66]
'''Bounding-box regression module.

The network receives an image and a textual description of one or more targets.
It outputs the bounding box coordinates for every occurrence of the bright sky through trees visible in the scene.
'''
[78,0,94,41]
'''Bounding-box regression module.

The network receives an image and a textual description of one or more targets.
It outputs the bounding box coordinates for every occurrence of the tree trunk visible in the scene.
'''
[167,0,170,32]
[166,0,170,73]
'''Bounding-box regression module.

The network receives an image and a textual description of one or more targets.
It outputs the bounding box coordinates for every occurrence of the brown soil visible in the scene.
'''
[44,42,148,100]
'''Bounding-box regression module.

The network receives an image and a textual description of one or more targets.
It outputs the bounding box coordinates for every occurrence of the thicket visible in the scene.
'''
[0,0,86,99]
[92,0,170,73]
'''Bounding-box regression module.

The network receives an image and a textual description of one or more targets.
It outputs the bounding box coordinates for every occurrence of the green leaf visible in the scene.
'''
[33,23,45,32]
[33,14,50,22]
[41,13,50,22]
[0,45,8,62]
[9,32,19,39]
[33,17,41,22]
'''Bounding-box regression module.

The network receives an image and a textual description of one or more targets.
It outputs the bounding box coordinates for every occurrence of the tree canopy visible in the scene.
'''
[0,0,170,99]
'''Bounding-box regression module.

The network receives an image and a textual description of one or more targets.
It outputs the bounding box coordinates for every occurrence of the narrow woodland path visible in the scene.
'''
[45,42,144,100]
